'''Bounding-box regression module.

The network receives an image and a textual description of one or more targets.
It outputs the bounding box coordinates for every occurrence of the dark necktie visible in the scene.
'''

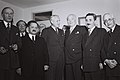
[7,23,10,33]
[65,28,70,41]
[22,33,24,37]
[32,36,35,42]
[108,28,112,37]
[55,28,58,34]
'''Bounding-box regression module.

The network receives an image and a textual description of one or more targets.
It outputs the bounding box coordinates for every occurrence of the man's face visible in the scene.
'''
[18,21,26,32]
[2,8,14,22]
[85,16,95,29]
[51,16,60,28]
[67,15,76,27]
[29,23,39,35]
[103,14,115,29]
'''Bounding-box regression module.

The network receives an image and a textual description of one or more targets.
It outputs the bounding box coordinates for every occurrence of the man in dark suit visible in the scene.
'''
[103,13,120,80]
[15,20,27,80]
[16,20,27,38]
[0,7,21,80]
[64,14,86,80]
[41,15,64,80]
[20,20,49,80]
[82,13,107,80]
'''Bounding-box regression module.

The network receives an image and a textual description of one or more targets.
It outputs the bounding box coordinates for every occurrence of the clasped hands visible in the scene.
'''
[0,44,18,54]
[104,59,118,69]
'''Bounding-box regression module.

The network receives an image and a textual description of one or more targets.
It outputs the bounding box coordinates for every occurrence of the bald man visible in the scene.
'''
[0,7,21,80]
[64,14,86,80]
[103,13,120,80]
[41,15,64,80]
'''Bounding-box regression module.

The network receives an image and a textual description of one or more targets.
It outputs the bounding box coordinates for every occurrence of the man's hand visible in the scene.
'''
[104,59,117,69]
[44,65,49,71]
[16,68,21,75]
[99,63,103,70]
[12,44,18,51]
[0,47,7,54]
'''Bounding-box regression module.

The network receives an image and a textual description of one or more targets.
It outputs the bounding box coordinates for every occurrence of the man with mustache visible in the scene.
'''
[20,20,49,80]
[82,13,107,80]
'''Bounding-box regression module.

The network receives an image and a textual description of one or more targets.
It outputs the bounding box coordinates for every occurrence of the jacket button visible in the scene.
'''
[90,49,92,51]
[73,49,75,51]
[114,51,117,54]
[114,42,117,44]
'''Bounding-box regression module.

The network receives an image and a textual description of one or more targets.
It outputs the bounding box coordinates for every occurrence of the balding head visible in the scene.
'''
[103,13,115,29]
[67,14,77,27]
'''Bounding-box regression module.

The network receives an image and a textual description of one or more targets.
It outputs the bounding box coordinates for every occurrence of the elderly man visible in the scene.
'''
[0,7,21,80]
[103,13,120,80]
[41,15,64,80]
[64,14,86,80]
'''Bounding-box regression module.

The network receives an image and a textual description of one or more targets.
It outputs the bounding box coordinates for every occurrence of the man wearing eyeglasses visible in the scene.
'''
[103,13,120,80]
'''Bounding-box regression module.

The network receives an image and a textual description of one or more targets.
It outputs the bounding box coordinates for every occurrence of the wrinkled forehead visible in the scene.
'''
[51,15,60,21]
[67,14,76,20]
[103,14,113,20]
[3,8,14,14]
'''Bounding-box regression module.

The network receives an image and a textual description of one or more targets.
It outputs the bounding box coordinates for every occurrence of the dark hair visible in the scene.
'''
[85,13,97,20]
[1,7,14,15]
[27,20,40,28]
[16,20,27,27]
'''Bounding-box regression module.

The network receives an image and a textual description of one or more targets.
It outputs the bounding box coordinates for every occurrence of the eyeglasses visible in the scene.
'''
[104,18,113,23]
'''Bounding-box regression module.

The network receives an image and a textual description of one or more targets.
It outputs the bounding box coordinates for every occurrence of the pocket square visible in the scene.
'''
[75,31,80,34]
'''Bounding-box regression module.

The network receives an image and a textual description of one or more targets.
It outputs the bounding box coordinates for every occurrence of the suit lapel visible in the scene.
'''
[67,26,78,41]
[108,25,120,49]
[85,27,98,47]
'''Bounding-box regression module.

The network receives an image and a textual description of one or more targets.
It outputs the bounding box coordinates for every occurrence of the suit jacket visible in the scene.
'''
[0,20,21,69]
[106,24,120,76]
[41,26,64,62]
[65,25,86,64]
[83,27,107,72]
[21,33,49,77]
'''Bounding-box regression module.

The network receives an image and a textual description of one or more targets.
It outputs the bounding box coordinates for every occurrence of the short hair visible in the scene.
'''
[27,20,40,28]
[16,20,27,27]
[67,14,76,20]
[85,13,97,20]
[50,15,59,21]
[1,7,14,15]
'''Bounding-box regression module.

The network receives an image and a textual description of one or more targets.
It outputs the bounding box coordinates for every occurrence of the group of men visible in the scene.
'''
[0,6,120,80]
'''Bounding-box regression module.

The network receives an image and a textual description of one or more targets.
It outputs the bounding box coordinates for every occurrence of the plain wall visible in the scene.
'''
[23,0,120,29]
[0,0,24,24]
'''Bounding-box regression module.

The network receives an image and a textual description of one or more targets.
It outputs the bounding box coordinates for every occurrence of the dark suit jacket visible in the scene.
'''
[65,25,86,64]
[20,33,49,77]
[83,27,107,72]
[106,24,120,76]
[41,26,64,62]
[0,20,21,69]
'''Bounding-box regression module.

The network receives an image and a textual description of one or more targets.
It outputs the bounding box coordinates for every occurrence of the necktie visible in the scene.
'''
[65,28,70,41]
[7,23,10,33]
[22,33,24,37]
[108,28,112,37]
[88,29,91,36]
[32,36,35,42]
[55,28,58,34]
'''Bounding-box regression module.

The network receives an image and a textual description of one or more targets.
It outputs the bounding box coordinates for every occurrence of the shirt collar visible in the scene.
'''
[28,33,36,40]
[51,25,58,31]
[111,25,116,32]
[70,25,76,33]
[3,21,11,28]
[88,26,96,35]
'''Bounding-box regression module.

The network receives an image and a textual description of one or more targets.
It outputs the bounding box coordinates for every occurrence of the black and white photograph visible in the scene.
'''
[0,0,120,80]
